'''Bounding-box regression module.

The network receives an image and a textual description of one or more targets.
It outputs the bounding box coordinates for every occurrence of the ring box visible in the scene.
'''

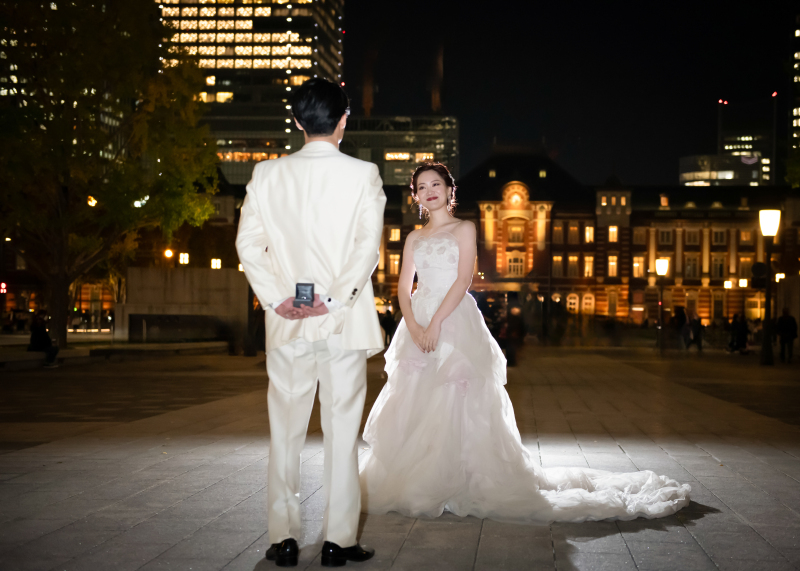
[293,283,314,307]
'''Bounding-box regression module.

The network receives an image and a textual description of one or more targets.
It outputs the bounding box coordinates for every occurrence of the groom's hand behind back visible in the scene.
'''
[275,298,305,320]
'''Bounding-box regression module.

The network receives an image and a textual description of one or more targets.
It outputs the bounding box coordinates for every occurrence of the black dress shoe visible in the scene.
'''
[321,541,374,567]
[266,538,299,567]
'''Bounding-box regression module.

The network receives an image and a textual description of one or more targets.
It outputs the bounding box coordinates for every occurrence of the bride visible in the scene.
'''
[359,163,690,524]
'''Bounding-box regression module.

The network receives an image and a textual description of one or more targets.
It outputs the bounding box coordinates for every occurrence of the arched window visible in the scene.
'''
[582,293,595,314]
[567,293,579,314]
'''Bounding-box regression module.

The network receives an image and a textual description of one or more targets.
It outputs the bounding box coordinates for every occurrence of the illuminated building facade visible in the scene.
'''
[792,15,800,151]
[679,154,768,187]
[158,0,345,184]
[372,150,800,325]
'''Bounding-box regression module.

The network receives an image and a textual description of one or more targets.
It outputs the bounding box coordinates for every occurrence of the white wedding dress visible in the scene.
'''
[359,232,691,524]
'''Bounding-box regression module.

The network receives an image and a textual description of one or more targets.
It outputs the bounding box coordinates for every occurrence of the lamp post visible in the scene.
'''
[759,209,781,366]
[655,258,670,356]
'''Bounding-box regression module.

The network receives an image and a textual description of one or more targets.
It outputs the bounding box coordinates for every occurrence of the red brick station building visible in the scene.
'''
[375,150,800,326]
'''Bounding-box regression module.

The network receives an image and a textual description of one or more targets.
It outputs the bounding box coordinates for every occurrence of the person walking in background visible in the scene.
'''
[685,310,703,352]
[28,311,59,368]
[776,308,798,364]
[380,309,397,345]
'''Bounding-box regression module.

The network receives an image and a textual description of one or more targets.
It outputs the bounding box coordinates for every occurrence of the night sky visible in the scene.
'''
[343,0,797,186]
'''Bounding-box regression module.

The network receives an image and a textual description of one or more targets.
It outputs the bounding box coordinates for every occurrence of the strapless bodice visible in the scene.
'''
[411,233,460,323]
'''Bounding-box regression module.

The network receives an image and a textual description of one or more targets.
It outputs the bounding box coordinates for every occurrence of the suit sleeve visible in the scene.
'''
[235,167,290,307]
[326,164,387,308]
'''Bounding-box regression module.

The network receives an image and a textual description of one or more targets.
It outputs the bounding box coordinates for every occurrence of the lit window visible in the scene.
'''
[552,222,563,244]
[508,255,524,277]
[199,6,215,16]
[180,33,198,43]
[271,58,290,69]
[217,45,232,55]
[199,20,216,30]
[567,294,579,313]
[235,59,252,69]
[611,196,616,206]
[236,6,253,16]
[488,169,496,178]
[290,59,312,69]
[607,256,618,277]
[660,195,669,207]
[199,33,216,43]
[584,256,594,278]
[712,256,725,279]
[255,7,271,16]
[218,20,235,30]
[385,152,410,161]
[415,224,423,230]
[163,7,179,17]
[415,152,434,162]
[235,33,253,43]
[180,20,198,30]
[199,59,216,69]
[539,169,546,178]
[552,255,563,278]
[181,7,198,17]
[608,226,618,243]
[739,278,748,288]
[601,195,607,206]
[291,46,312,56]
[254,59,269,69]
[273,44,290,56]
[621,196,626,206]
[235,20,253,30]
[389,254,400,275]
[389,228,401,242]
[739,256,753,280]
[567,255,579,277]
[218,7,234,17]
[254,46,270,56]
[685,256,699,279]
[205,76,216,86]
[568,225,579,244]
[509,226,524,243]
[633,256,645,278]
[211,258,222,269]
[218,33,234,42]
[217,59,234,68]
[215,92,233,103]
[585,226,594,243]
[179,253,189,265]
[740,230,752,243]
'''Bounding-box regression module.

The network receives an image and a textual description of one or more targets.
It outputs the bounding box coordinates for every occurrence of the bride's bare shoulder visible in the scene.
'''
[451,219,476,238]
[405,227,422,246]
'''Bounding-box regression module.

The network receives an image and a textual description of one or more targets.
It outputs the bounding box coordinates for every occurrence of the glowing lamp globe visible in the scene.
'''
[759,210,781,237]
[655,258,669,276]
[164,249,174,258]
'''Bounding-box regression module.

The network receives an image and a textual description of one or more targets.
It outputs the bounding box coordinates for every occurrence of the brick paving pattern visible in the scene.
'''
[0,348,799,570]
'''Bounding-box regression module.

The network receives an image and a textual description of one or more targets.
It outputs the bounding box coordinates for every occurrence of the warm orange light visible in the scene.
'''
[164,249,174,258]
[87,196,97,207]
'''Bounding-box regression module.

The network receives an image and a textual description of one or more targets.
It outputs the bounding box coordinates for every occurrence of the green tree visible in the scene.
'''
[0,0,217,347]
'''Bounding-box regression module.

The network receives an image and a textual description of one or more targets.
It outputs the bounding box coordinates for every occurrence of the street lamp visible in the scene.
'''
[655,258,669,356]
[759,209,781,366]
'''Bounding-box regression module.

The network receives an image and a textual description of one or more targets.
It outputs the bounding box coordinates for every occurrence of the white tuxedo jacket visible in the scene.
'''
[236,141,386,357]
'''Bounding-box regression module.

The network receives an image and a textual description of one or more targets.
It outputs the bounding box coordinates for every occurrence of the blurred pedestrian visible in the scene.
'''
[776,308,798,364]
[380,309,397,345]
[685,310,703,352]
[27,311,59,367]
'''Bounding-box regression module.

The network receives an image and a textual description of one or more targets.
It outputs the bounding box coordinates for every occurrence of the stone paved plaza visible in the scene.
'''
[1,347,799,570]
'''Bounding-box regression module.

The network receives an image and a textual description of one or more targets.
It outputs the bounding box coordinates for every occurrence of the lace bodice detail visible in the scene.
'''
[412,233,460,321]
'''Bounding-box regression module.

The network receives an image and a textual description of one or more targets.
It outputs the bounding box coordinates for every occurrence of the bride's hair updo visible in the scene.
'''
[410,162,457,219]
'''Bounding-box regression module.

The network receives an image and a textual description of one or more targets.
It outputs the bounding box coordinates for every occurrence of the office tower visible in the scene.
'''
[792,15,800,151]
[158,0,345,183]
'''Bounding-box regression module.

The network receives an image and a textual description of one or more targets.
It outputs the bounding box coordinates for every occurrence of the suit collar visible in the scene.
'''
[300,141,340,154]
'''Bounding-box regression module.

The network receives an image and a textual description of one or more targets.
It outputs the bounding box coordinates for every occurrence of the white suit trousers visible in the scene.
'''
[266,333,367,547]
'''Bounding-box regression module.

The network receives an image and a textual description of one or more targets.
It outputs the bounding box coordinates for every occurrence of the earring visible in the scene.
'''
[419,205,423,219]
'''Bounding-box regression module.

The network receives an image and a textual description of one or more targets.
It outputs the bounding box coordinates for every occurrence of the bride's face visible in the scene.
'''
[416,171,450,213]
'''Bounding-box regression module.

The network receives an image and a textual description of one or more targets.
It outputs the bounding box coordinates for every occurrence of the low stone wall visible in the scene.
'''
[114,268,249,347]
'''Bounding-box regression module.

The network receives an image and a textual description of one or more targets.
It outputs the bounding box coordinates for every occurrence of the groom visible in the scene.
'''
[236,78,386,567]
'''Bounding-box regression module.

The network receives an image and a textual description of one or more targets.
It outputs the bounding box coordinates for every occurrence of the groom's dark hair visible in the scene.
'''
[291,78,350,136]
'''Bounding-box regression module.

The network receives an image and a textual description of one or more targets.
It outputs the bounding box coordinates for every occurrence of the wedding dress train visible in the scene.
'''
[359,232,690,524]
